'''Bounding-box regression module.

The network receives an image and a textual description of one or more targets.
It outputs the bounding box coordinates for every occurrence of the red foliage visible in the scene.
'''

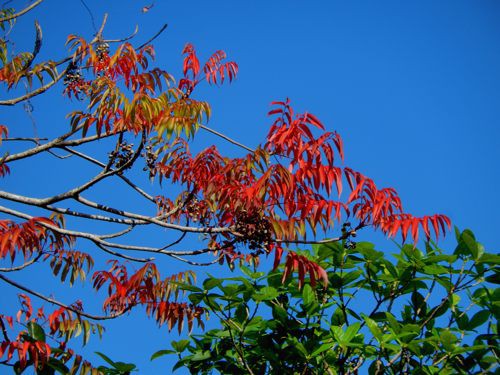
[0,218,70,263]
[93,262,203,333]
[0,33,452,371]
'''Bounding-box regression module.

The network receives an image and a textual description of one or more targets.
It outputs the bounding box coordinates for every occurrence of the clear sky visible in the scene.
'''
[2,0,499,373]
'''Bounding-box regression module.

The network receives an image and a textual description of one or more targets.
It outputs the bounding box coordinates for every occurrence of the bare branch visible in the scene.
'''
[104,24,139,43]
[2,137,48,142]
[0,190,231,235]
[0,0,44,23]
[0,272,128,321]
[0,68,66,106]
[32,204,143,226]
[4,141,145,206]
[4,124,84,162]
[75,195,232,234]
[61,146,155,202]
[94,242,153,262]
[92,13,108,43]
[97,225,135,239]
[0,253,42,272]
[199,125,254,153]
[0,205,225,257]
[137,23,168,50]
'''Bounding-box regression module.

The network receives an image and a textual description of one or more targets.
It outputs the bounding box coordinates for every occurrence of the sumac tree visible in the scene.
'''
[0,2,491,374]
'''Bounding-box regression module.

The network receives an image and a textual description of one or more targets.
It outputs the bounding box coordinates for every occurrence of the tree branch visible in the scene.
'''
[4,124,84,163]
[0,272,128,321]
[199,125,254,153]
[137,23,168,50]
[0,205,225,257]
[104,25,139,43]
[0,0,44,23]
[61,146,155,202]
[0,253,42,272]
[0,68,66,106]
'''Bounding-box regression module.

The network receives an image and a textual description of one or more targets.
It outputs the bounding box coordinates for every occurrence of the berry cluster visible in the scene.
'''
[63,62,89,98]
[341,221,357,250]
[183,197,211,226]
[94,40,110,74]
[95,41,110,60]
[108,141,134,170]
[234,211,272,250]
[141,144,157,178]
[63,62,83,85]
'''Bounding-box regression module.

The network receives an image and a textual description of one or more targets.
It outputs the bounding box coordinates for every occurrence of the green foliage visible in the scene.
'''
[94,352,137,375]
[155,228,499,374]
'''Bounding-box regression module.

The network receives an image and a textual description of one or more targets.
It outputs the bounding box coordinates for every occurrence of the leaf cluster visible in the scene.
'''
[159,229,499,374]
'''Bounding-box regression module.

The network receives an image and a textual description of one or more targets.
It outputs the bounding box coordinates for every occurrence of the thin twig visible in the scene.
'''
[104,25,139,43]
[61,146,155,202]
[0,272,128,321]
[2,137,48,142]
[4,124,84,162]
[94,242,152,262]
[137,23,168,50]
[199,125,254,153]
[0,317,9,341]
[0,253,42,272]
[97,225,135,239]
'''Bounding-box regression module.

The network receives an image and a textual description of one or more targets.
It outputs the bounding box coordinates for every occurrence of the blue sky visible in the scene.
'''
[1,0,499,373]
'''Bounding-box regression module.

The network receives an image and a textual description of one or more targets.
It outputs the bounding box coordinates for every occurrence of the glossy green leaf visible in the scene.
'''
[468,310,490,330]
[151,349,176,360]
[253,286,278,301]
[27,321,46,342]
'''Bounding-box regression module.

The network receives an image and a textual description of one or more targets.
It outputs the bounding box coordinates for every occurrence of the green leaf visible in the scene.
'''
[171,339,190,353]
[478,253,500,265]
[468,310,490,329]
[177,284,203,293]
[316,243,336,261]
[239,265,264,279]
[46,358,70,374]
[422,265,448,275]
[346,308,361,320]
[203,277,222,290]
[172,358,189,372]
[190,350,211,361]
[253,286,278,301]
[112,362,136,372]
[82,319,90,346]
[344,322,360,343]
[188,292,205,305]
[302,284,315,306]
[331,308,346,326]
[234,303,249,323]
[151,349,176,360]
[331,322,360,346]
[385,312,401,334]
[272,304,288,323]
[363,316,382,340]
[462,230,479,259]
[310,342,334,357]
[95,352,116,367]
[342,270,363,285]
[485,273,500,284]
[439,329,457,352]
[27,321,46,342]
